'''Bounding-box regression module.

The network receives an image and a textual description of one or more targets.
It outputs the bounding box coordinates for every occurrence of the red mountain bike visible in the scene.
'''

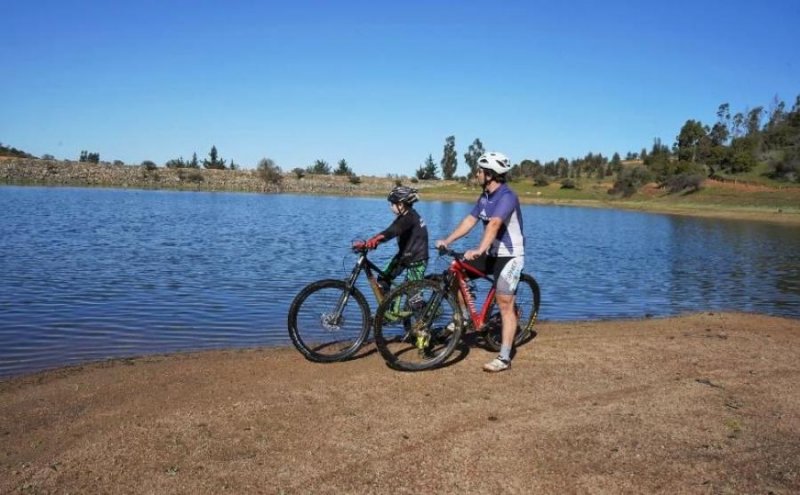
[373,247,540,371]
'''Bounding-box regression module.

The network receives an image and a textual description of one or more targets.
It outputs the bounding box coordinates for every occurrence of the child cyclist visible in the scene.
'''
[353,186,429,303]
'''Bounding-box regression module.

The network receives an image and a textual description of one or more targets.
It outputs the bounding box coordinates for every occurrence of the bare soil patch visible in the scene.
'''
[1,312,799,494]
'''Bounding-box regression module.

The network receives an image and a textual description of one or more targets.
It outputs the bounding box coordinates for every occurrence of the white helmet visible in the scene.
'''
[478,152,511,175]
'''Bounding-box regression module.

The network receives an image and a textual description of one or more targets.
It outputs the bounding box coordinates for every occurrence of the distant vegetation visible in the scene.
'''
[3,94,798,197]
[495,94,800,197]
[0,143,36,159]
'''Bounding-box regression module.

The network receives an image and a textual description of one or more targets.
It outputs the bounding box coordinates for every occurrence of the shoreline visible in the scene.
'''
[2,312,799,493]
[3,158,799,226]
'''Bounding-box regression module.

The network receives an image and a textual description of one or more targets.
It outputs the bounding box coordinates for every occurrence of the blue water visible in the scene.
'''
[1,185,799,378]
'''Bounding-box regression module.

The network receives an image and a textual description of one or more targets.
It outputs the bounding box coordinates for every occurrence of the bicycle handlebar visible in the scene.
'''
[436,245,465,260]
[351,241,370,254]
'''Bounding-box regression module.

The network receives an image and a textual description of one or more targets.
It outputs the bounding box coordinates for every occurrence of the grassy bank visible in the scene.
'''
[3,157,799,224]
[420,176,800,224]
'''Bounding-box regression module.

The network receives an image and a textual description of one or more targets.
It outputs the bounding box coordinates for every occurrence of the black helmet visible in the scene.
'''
[387,186,419,205]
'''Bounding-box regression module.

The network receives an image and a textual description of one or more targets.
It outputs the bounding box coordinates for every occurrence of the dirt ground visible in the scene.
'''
[1,312,799,494]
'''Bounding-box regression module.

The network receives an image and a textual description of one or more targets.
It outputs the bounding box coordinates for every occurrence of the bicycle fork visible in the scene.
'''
[327,257,364,328]
[409,280,453,350]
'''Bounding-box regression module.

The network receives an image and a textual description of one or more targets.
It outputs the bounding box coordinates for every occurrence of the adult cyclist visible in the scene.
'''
[435,152,525,372]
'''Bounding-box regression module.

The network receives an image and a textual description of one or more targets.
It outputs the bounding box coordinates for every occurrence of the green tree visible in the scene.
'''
[746,106,764,136]
[257,158,283,184]
[307,159,331,175]
[187,152,200,169]
[609,153,623,175]
[333,159,353,176]
[676,119,707,163]
[203,146,226,169]
[556,157,570,178]
[711,103,731,145]
[516,159,542,178]
[463,138,485,178]
[0,143,36,158]
[165,157,187,169]
[721,137,758,173]
[765,96,786,132]
[731,112,745,138]
[644,138,673,182]
[416,154,439,180]
[79,150,100,163]
[440,135,457,179]
[609,165,653,197]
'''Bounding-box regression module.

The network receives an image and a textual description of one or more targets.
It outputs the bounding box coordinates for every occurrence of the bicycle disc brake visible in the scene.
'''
[320,312,342,331]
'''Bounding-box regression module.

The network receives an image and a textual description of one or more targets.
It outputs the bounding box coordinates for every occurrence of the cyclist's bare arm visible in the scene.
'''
[436,215,478,249]
[465,217,503,260]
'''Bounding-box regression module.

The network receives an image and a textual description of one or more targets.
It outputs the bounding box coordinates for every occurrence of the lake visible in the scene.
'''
[1,185,799,378]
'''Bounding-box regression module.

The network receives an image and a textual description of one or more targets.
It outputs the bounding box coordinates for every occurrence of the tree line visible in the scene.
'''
[5,93,797,193]
[408,93,800,196]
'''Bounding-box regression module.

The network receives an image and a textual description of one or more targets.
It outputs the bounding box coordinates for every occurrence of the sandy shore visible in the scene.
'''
[1,312,799,494]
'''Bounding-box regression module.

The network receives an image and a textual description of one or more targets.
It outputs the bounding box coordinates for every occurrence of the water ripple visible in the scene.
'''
[1,186,799,378]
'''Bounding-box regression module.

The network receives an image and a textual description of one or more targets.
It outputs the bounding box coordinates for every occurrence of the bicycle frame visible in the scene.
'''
[443,257,497,331]
[333,247,392,323]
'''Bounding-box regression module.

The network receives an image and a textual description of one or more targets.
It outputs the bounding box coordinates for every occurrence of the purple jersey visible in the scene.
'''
[469,183,524,257]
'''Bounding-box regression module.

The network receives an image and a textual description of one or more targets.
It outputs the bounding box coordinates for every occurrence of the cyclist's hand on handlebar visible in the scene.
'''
[352,240,367,251]
[365,234,384,250]
[435,239,448,250]
[464,249,482,261]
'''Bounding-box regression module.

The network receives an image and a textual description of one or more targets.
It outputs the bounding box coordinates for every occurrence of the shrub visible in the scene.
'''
[141,160,158,171]
[257,158,283,184]
[767,148,800,183]
[178,169,204,183]
[348,175,362,184]
[609,166,653,197]
[533,174,549,187]
[560,179,577,189]
[664,174,704,194]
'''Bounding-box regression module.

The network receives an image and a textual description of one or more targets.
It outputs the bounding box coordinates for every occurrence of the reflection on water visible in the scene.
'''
[1,186,799,377]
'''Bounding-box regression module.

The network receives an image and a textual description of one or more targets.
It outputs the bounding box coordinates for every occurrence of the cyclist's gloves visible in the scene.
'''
[352,234,385,251]
[365,234,385,249]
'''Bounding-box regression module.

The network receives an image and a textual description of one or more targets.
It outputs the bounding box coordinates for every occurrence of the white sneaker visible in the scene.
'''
[483,356,510,372]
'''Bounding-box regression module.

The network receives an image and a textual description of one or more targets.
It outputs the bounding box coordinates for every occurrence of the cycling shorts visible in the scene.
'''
[466,255,524,296]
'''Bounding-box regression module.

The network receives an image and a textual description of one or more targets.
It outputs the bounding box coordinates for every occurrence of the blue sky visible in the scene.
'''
[2,0,798,176]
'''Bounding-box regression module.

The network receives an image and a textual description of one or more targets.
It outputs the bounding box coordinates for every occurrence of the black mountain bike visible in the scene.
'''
[287,243,396,362]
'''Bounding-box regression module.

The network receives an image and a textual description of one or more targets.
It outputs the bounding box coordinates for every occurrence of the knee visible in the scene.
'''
[496,294,514,311]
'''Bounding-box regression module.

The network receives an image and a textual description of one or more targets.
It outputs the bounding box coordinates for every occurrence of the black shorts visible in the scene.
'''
[466,254,524,295]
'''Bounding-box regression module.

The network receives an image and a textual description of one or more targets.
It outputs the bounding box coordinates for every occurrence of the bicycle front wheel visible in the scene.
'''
[374,279,463,372]
[287,279,371,362]
[484,273,541,351]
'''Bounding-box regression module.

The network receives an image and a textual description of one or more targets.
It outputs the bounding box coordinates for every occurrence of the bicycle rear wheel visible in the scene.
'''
[374,279,463,371]
[288,279,370,362]
[484,273,541,352]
